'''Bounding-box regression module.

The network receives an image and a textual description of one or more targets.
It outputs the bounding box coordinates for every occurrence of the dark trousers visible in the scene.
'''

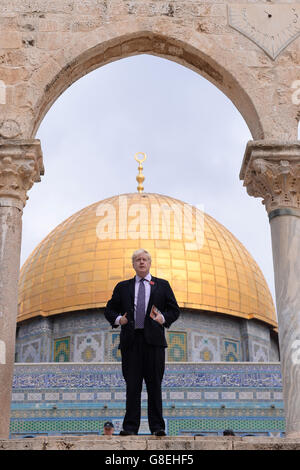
[121,330,165,434]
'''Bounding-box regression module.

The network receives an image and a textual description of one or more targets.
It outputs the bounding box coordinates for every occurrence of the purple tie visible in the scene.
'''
[135,279,145,329]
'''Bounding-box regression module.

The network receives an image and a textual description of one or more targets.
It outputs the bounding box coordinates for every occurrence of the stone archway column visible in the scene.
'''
[0,140,43,439]
[240,141,300,437]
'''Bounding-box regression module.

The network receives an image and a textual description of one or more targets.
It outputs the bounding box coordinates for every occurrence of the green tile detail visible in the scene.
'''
[53,337,70,362]
[167,332,187,362]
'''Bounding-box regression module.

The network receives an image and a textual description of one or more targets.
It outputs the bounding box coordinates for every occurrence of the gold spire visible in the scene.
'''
[134,152,147,193]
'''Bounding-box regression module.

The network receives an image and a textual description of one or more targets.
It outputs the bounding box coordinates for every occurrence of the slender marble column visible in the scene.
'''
[0,205,22,438]
[270,214,300,436]
[0,140,43,438]
[240,140,300,437]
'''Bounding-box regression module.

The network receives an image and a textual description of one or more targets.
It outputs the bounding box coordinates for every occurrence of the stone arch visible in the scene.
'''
[29,28,264,140]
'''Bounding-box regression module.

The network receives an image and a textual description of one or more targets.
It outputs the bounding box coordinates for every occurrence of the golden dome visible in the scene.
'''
[18,193,277,327]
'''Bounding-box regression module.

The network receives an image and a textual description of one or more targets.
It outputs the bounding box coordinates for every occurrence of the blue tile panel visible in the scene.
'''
[12,363,282,388]
[10,362,284,437]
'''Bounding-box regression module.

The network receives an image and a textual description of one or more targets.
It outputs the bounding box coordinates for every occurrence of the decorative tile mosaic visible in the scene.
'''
[252,342,269,362]
[21,340,41,363]
[167,332,187,362]
[191,332,220,362]
[109,332,121,362]
[15,310,280,363]
[10,363,285,437]
[223,339,240,362]
[167,417,285,436]
[73,333,104,362]
[12,363,283,389]
[53,337,70,362]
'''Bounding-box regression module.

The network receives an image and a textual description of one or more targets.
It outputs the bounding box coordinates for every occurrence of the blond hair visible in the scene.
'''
[132,249,152,263]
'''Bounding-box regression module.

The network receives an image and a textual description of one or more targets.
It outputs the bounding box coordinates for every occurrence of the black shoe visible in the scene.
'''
[152,430,166,436]
[119,430,137,436]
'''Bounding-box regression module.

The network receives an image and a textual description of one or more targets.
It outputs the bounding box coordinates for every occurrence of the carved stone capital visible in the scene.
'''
[0,140,44,210]
[240,141,300,215]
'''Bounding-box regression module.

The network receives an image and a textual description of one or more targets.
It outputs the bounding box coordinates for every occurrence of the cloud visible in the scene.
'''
[22,54,276,307]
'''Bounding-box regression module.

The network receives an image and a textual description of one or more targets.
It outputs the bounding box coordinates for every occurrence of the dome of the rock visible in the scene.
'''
[18,192,276,326]
[16,192,278,364]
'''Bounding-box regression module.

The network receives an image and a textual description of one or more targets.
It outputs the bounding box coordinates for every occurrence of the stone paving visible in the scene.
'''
[1,435,300,450]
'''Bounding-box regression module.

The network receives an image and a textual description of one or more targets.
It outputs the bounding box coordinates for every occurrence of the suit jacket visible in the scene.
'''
[104,276,180,350]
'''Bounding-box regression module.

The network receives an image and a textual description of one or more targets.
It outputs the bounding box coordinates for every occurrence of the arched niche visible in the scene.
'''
[29,31,264,140]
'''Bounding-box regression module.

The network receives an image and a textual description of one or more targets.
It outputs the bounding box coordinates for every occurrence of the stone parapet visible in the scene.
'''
[1,435,300,451]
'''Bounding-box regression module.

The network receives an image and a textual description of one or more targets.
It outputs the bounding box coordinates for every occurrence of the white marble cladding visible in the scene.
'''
[114,392,126,400]
[187,392,202,399]
[221,392,236,400]
[96,392,112,400]
[15,309,279,363]
[44,393,60,401]
[239,392,254,400]
[27,393,42,401]
[256,392,271,400]
[169,392,185,399]
[246,321,271,340]
[62,393,77,401]
[79,393,94,401]
[274,392,283,400]
[12,393,25,401]
[204,392,219,400]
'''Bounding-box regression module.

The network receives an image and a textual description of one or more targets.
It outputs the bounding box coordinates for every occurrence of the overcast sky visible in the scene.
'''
[21,54,278,307]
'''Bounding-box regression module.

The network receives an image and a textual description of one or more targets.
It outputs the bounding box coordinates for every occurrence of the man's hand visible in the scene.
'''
[150,306,165,325]
[119,312,128,325]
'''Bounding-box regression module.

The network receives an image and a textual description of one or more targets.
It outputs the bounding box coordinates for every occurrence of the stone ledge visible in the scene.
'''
[1,436,300,450]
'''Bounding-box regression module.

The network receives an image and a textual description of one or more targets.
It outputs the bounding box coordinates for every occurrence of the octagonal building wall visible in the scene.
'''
[15,308,279,363]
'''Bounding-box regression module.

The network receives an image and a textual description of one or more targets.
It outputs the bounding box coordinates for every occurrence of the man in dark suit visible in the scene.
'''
[104,248,180,436]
